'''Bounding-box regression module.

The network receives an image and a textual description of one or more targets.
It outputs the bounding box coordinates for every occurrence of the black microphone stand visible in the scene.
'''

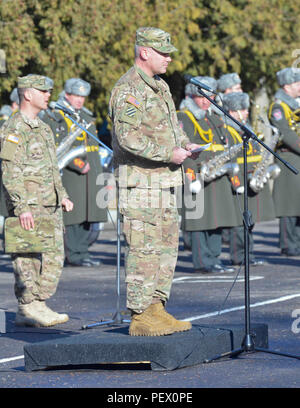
[190,86,300,362]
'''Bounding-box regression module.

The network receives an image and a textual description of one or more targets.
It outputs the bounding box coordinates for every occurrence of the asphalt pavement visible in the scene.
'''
[0,218,300,392]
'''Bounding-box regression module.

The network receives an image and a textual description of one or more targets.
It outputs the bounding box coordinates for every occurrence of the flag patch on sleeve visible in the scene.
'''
[7,134,19,144]
[126,95,141,109]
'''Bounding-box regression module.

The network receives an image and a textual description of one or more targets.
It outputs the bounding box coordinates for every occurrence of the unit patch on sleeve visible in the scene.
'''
[119,95,143,126]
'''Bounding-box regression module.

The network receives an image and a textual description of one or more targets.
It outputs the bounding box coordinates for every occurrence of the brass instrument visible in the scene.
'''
[54,103,113,172]
[249,125,281,193]
[56,120,92,164]
[58,145,87,170]
[201,142,243,182]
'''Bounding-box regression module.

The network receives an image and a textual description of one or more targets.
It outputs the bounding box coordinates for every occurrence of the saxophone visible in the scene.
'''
[249,125,281,193]
[201,142,243,182]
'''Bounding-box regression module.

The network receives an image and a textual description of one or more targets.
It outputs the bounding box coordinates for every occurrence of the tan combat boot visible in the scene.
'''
[15,302,60,327]
[129,306,175,336]
[35,301,69,325]
[148,302,192,333]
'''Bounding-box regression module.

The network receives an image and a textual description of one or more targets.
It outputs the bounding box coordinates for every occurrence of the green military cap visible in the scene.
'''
[276,67,300,86]
[17,74,53,91]
[222,92,250,111]
[136,27,177,53]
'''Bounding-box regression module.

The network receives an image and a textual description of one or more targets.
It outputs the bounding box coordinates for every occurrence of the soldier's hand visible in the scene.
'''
[19,212,35,231]
[62,198,74,212]
[185,143,202,160]
[171,147,191,165]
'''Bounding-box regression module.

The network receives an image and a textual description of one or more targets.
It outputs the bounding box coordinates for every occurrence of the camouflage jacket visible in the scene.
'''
[0,111,68,216]
[108,65,190,188]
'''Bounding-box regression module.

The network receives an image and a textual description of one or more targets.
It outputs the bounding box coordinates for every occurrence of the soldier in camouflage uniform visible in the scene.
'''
[0,75,73,327]
[222,92,275,265]
[268,68,300,256]
[0,89,21,255]
[109,27,201,336]
[43,79,107,267]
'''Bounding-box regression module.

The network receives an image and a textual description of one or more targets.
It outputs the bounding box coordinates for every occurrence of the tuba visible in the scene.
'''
[55,103,113,171]
[58,145,88,170]
[56,118,92,166]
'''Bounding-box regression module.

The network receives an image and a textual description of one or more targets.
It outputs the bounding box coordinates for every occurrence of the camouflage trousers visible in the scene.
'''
[120,187,179,313]
[11,206,64,305]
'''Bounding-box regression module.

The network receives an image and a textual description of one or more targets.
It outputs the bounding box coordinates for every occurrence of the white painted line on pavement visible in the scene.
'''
[0,355,24,364]
[173,276,264,283]
[184,293,300,322]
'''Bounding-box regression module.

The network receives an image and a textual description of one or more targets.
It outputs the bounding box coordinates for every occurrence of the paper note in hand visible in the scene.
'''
[191,143,211,153]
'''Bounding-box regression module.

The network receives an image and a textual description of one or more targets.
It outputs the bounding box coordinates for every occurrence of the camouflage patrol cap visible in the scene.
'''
[17,74,53,91]
[276,67,300,86]
[222,92,250,112]
[217,73,241,92]
[185,76,217,97]
[136,27,177,53]
[64,78,91,96]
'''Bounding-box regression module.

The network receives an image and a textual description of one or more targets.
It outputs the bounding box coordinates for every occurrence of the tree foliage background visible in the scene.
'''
[0,0,299,125]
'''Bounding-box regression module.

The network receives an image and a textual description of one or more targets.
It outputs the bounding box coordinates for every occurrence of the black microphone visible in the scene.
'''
[184,74,217,95]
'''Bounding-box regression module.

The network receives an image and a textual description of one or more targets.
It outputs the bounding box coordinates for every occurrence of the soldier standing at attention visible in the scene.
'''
[109,27,201,336]
[50,79,107,267]
[0,75,73,327]
[269,68,300,256]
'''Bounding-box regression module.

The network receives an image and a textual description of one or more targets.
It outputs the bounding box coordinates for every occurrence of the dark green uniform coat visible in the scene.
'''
[225,122,276,224]
[269,94,300,218]
[224,122,276,264]
[268,90,300,252]
[178,110,241,231]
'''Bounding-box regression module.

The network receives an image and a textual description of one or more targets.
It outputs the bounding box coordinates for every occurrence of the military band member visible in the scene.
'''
[215,72,243,245]
[0,74,73,327]
[109,27,201,336]
[222,92,275,265]
[268,68,300,256]
[217,73,243,95]
[178,77,239,274]
[47,78,108,267]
